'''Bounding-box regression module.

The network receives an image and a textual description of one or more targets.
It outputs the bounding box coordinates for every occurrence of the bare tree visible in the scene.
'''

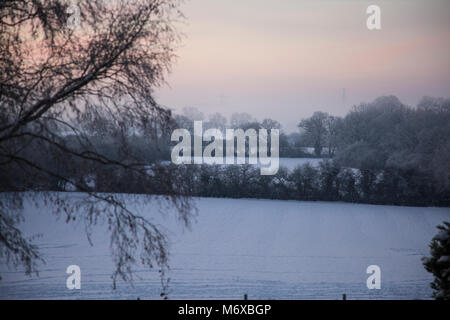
[325,116,342,158]
[298,112,329,157]
[0,0,195,293]
[206,112,227,131]
[230,112,255,128]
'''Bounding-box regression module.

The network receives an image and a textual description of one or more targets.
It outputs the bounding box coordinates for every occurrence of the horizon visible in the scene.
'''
[155,0,450,133]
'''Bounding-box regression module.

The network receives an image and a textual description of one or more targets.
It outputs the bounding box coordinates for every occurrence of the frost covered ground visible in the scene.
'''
[279,157,323,170]
[0,194,449,300]
[163,157,323,170]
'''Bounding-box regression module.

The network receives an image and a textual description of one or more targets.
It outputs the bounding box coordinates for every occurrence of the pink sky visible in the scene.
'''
[155,0,450,132]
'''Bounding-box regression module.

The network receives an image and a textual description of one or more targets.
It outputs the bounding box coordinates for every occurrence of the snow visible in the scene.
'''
[433,230,449,241]
[162,157,323,171]
[302,147,330,156]
[279,157,323,170]
[0,194,449,300]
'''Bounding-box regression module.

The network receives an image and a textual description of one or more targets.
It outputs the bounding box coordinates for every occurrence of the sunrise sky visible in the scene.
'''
[155,0,450,132]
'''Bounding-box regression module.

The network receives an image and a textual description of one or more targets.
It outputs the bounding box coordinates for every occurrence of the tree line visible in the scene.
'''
[11,95,449,207]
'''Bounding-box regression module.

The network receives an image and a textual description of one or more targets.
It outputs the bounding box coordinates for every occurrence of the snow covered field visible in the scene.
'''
[0,195,449,300]
[165,157,323,170]
[279,157,323,170]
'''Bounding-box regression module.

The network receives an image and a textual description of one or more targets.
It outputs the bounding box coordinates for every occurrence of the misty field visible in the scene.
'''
[1,194,449,300]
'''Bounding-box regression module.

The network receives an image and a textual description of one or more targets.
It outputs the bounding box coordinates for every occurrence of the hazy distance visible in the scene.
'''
[156,0,450,132]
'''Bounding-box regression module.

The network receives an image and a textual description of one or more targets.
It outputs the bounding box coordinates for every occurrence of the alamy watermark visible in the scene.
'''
[366,265,381,289]
[65,2,382,32]
[366,5,382,30]
[66,264,81,290]
[171,121,280,175]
